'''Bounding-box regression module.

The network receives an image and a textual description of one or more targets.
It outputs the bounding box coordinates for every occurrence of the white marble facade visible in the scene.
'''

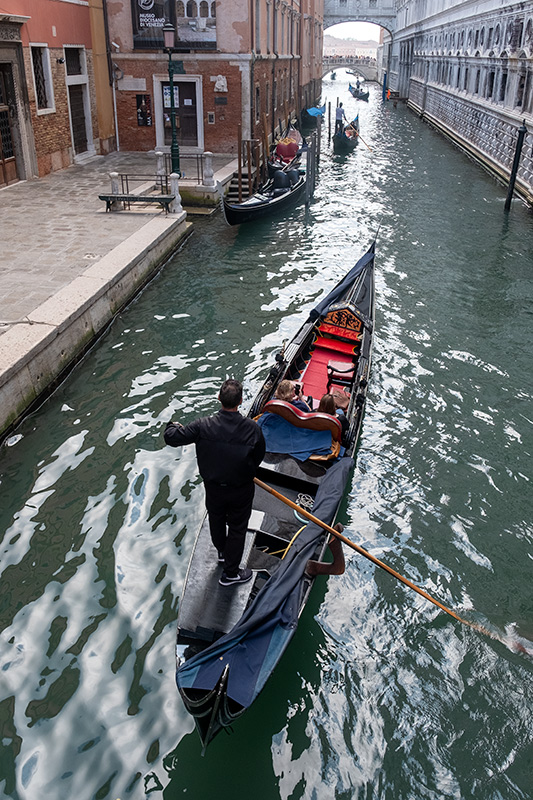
[384,0,533,202]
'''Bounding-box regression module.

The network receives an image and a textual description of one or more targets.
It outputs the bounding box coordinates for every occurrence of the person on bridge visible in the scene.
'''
[164,379,265,587]
[335,103,347,135]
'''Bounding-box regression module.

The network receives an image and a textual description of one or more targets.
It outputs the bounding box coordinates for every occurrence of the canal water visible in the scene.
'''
[1,72,532,800]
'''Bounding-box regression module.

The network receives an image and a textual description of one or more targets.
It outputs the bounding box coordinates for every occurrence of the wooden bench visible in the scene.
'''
[99,194,175,213]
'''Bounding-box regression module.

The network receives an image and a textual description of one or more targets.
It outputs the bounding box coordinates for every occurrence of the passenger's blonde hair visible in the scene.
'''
[275,380,294,401]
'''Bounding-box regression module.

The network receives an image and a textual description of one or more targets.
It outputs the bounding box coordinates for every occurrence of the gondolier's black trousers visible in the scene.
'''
[204,481,255,576]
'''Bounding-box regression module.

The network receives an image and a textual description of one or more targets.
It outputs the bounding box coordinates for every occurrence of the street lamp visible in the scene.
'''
[163,23,184,176]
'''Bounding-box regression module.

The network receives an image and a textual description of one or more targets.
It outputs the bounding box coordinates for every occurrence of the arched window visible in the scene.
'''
[176,2,185,18]
[514,20,524,50]
[516,71,526,106]
[526,19,533,49]
[187,1,196,19]
[211,2,216,17]
[200,1,208,17]
[499,70,508,102]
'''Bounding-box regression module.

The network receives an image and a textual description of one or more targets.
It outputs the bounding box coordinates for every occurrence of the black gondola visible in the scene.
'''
[222,150,307,226]
[300,103,325,128]
[175,242,376,751]
[349,84,369,101]
[333,116,359,153]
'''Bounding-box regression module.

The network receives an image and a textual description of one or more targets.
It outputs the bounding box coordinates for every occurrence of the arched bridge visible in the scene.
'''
[322,57,378,81]
[323,0,396,35]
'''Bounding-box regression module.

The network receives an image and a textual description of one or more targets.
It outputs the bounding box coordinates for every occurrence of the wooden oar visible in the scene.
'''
[348,123,373,152]
[253,477,494,637]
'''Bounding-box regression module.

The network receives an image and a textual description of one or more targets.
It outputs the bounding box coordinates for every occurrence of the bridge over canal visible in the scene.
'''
[323,0,396,34]
[322,57,378,81]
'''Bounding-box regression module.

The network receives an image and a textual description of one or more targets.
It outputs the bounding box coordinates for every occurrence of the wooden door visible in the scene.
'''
[162,81,198,147]
[0,66,18,187]
[68,84,88,154]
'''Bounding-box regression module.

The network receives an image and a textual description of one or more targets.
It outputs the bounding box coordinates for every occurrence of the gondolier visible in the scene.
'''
[335,103,347,134]
[164,379,265,586]
[175,242,377,751]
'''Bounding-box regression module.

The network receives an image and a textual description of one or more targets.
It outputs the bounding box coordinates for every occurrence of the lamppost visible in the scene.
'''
[163,23,184,176]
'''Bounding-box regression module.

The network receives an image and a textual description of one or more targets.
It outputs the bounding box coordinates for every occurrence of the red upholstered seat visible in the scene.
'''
[314,335,359,354]
[263,400,342,442]
[327,359,355,391]
[302,345,355,400]
[275,140,299,162]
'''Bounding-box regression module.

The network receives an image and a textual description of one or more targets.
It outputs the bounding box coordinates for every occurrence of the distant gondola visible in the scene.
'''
[349,83,369,101]
[333,116,359,154]
[175,242,377,752]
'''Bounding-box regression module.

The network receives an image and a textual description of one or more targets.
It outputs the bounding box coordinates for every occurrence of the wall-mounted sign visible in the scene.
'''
[163,85,179,108]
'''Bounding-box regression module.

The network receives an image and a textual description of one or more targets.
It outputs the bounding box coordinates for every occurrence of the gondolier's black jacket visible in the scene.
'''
[164,410,266,487]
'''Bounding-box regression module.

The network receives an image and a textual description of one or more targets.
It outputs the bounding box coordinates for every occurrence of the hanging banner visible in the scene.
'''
[131,0,217,50]
[131,0,171,49]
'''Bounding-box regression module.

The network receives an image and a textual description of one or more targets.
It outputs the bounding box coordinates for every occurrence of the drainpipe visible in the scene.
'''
[250,0,255,138]
[102,0,120,151]
[271,1,278,141]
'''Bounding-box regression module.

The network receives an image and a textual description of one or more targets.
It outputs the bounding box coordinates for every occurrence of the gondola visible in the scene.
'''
[300,103,325,128]
[349,83,369,101]
[331,71,336,80]
[223,147,307,226]
[175,241,376,751]
[333,116,359,154]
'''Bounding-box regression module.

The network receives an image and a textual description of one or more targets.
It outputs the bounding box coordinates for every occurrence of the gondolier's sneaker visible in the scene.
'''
[219,568,253,587]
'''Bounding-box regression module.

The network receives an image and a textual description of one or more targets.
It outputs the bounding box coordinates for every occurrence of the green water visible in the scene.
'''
[1,75,532,800]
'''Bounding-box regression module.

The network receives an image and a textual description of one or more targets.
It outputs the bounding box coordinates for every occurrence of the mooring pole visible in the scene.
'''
[504,120,527,211]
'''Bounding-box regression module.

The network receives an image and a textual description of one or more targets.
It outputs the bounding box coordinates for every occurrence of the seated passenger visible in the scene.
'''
[318,393,349,444]
[275,379,311,412]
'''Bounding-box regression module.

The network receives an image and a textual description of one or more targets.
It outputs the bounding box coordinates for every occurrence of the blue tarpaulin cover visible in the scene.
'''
[305,104,326,117]
[176,457,354,708]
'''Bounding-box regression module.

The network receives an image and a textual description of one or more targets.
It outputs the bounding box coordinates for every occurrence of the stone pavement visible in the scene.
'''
[0,150,233,327]
[0,150,235,438]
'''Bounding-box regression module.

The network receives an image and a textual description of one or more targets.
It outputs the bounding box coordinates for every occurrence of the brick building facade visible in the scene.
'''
[0,0,112,186]
[107,0,324,158]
